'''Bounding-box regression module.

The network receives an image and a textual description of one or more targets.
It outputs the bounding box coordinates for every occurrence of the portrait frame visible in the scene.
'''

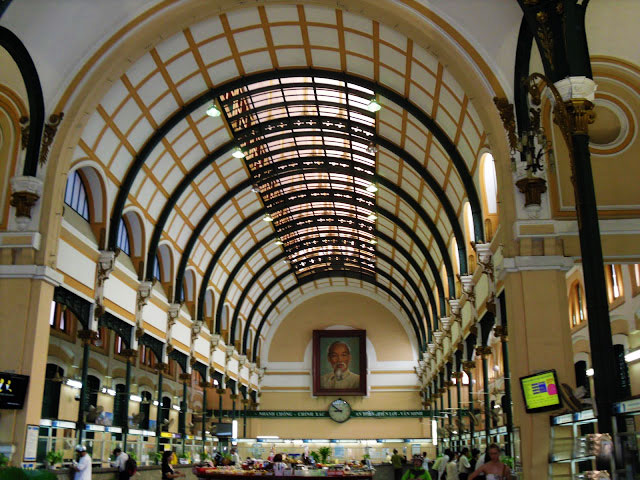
[312,329,367,396]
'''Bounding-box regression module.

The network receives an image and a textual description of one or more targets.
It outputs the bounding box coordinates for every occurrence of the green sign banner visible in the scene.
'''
[212,409,466,418]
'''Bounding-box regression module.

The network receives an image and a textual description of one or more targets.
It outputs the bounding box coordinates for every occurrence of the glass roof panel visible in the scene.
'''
[219,76,378,278]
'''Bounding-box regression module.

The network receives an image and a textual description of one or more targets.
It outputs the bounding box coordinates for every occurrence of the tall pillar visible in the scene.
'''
[476,346,492,445]
[179,377,189,455]
[121,353,135,452]
[556,79,618,435]
[502,261,575,479]
[0,270,61,464]
[155,368,164,449]
[201,385,208,456]
[463,363,475,448]
[495,293,513,456]
[76,330,97,442]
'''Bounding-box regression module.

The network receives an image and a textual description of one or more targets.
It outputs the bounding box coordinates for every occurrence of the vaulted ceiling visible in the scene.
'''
[61,4,491,359]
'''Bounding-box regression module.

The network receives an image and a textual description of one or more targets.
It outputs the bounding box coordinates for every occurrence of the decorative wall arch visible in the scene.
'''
[66,162,108,245]
[479,152,499,241]
[121,208,146,279]
[156,242,174,296]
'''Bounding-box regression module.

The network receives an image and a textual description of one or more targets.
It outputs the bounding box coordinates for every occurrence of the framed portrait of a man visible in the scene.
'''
[312,330,366,396]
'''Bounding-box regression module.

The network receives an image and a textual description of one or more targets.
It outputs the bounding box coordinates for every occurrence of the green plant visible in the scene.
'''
[45,451,63,466]
[153,452,163,464]
[0,453,8,467]
[317,447,331,464]
[0,468,56,480]
[500,456,514,469]
[127,451,137,462]
[310,451,320,464]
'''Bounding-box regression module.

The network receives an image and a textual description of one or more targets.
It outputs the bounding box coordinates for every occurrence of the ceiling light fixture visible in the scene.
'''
[263,214,273,222]
[366,142,379,154]
[366,99,382,113]
[206,103,221,117]
[232,148,246,159]
[369,239,377,245]
[367,212,377,221]
[275,239,284,245]
[366,183,378,193]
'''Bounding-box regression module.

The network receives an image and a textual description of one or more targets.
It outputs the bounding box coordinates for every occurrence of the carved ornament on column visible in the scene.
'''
[462,361,476,372]
[475,345,493,358]
[120,348,138,362]
[211,334,222,349]
[10,176,43,230]
[449,299,462,325]
[494,325,509,342]
[458,274,476,304]
[179,372,192,383]
[433,330,444,345]
[154,362,168,373]
[238,355,247,369]
[77,329,99,346]
[39,113,64,166]
[452,371,464,380]
[441,317,452,335]
[428,343,437,356]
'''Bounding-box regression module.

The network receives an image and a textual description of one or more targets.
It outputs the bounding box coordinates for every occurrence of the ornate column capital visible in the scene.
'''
[10,176,43,230]
[459,274,475,299]
[77,329,98,346]
[440,317,452,334]
[225,345,236,362]
[433,330,444,346]
[211,334,222,349]
[475,345,493,358]
[237,354,247,368]
[154,362,168,373]
[494,325,509,342]
[137,281,153,309]
[97,250,116,282]
[462,361,476,372]
[553,77,597,103]
[179,372,192,383]
[428,343,437,355]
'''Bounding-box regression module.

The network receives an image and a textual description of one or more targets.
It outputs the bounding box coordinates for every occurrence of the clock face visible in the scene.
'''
[328,398,352,423]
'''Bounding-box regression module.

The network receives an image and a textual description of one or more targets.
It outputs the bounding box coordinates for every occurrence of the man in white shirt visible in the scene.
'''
[458,448,471,480]
[437,449,451,480]
[320,341,360,389]
[445,453,458,480]
[73,445,92,480]
[111,447,129,480]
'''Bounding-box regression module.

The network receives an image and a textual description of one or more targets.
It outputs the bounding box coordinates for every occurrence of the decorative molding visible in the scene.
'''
[502,255,574,273]
[553,77,597,103]
[0,264,63,285]
[39,113,64,166]
[10,176,43,230]
[0,231,41,249]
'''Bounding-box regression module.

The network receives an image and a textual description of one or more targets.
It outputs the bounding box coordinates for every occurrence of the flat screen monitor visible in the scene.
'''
[519,369,562,413]
[210,422,232,437]
[0,372,30,409]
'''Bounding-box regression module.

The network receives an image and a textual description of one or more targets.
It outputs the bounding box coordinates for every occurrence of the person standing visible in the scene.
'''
[72,445,91,480]
[231,448,241,466]
[421,452,431,470]
[401,455,432,480]
[391,449,404,480]
[468,444,510,480]
[435,449,451,480]
[445,452,458,480]
[272,454,287,476]
[458,448,471,480]
[161,451,185,480]
[111,447,129,480]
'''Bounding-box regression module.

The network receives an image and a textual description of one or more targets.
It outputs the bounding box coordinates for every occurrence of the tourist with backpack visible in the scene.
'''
[112,448,130,480]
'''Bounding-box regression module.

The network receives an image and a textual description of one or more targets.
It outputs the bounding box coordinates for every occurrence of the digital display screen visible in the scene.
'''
[0,372,30,409]
[211,422,232,437]
[520,369,562,413]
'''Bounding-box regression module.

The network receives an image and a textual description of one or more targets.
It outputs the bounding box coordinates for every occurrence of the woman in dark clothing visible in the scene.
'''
[162,451,185,480]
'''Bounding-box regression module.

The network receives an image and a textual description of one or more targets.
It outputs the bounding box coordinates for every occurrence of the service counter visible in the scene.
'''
[49,464,198,480]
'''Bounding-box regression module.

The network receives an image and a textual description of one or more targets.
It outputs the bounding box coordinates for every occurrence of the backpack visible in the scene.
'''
[125,456,137,477]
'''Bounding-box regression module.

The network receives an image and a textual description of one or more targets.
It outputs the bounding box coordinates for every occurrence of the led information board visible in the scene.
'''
[520,369,562,413]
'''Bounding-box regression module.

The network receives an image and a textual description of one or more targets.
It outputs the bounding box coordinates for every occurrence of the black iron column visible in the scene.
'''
[465,365,475,448]
[242,398,248,438]
[155,367,163,449]
[476,345,491,445]
[179,374,189,455]
[76,330,96,442]
[202,384,208,456]
[567,103,617,436]
[497,292,513,456]
[122,352,134,451]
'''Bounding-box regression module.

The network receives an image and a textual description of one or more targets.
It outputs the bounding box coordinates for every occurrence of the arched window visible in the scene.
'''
[153,255,161,281]
[605,264,624,304]
[49,301,76,336]
[630,264,640,297]
[568,282,587,328]
[139,345,157,369]
[161,396,171,429]
[64,171,90,221]
[116,218,131,256]
[41,364,64,419]
[481,153,498,214]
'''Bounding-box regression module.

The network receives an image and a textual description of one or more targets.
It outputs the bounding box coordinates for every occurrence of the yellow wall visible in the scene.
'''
[268,292,414,362]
